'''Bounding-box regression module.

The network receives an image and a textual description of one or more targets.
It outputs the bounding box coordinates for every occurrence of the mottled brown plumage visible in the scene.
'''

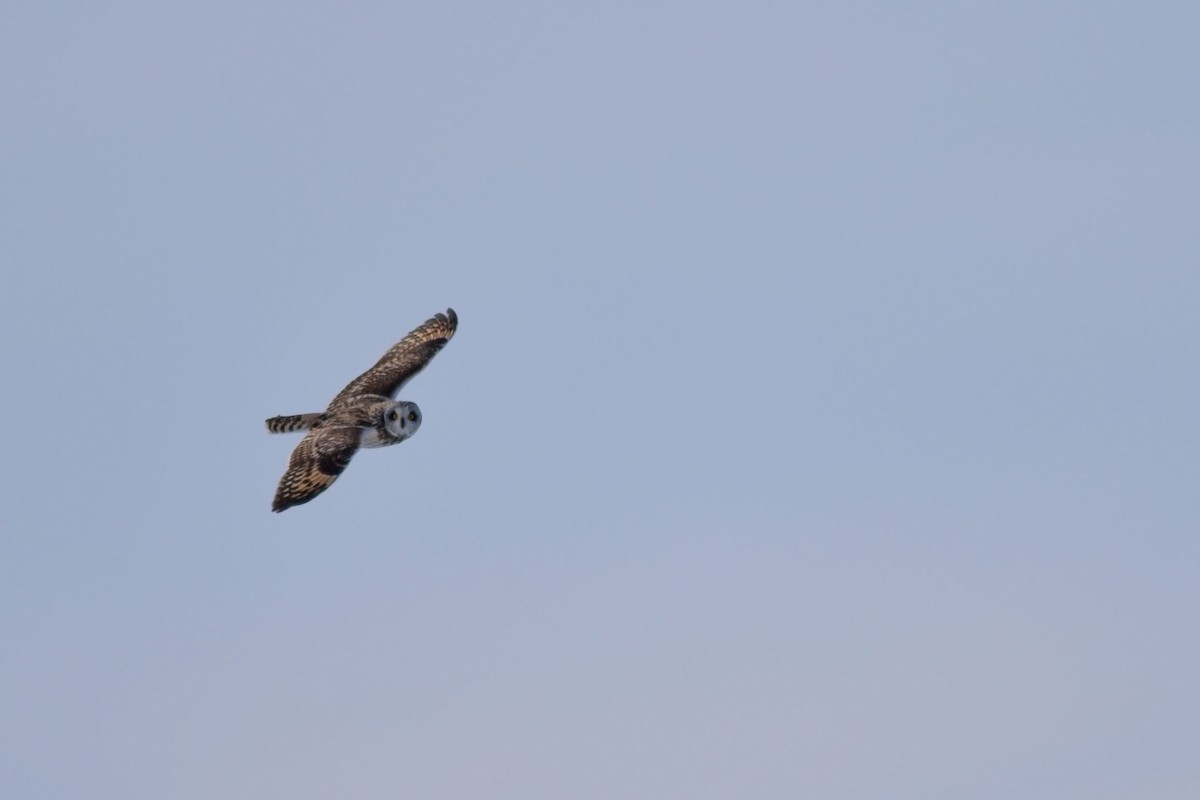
[272,424,361,512]
[265,412,324,434]
[328,309,458,410]
[267,309,457,512]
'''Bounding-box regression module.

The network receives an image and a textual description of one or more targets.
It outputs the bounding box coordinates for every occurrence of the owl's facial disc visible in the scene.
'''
[384,401,421,439]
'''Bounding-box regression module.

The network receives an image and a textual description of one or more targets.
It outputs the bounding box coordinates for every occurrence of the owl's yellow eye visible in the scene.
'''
[388,410,399,421]
[407,411,418,422]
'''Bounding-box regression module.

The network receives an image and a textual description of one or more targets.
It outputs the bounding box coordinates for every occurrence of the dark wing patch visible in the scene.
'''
[327,308,457,409]
[271,426,362,512]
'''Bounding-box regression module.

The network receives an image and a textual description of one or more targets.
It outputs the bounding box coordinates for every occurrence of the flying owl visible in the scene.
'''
[266,308,458,512]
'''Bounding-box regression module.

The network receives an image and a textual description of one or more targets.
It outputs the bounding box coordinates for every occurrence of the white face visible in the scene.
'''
[383,401,421,440]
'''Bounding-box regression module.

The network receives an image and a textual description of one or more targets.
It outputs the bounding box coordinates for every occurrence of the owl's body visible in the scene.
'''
[266,309,457,512]
[267,396,418,447]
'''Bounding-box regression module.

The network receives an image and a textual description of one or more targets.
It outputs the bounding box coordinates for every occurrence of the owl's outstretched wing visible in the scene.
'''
[327,309,457,410]
[272,425,363,512]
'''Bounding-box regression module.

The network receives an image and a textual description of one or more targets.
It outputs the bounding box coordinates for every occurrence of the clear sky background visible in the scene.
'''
[2,3,1198,798]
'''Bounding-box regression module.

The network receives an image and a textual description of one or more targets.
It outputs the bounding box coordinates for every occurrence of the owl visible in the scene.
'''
[266,308,457,512]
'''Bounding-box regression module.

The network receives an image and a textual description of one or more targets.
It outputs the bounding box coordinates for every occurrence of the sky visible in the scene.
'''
[2,2,1198,798]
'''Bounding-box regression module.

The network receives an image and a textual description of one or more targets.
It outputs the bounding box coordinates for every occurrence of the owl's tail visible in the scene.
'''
[265,412,324,434]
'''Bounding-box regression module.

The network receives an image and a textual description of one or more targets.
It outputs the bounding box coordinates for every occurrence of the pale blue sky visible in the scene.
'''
[2,3,1198,798]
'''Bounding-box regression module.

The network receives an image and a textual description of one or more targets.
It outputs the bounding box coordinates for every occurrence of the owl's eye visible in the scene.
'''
[407,411,418,422]
[388,410,399,422]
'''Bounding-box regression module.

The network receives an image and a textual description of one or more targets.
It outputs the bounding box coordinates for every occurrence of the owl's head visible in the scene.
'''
[383,401,421,440]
